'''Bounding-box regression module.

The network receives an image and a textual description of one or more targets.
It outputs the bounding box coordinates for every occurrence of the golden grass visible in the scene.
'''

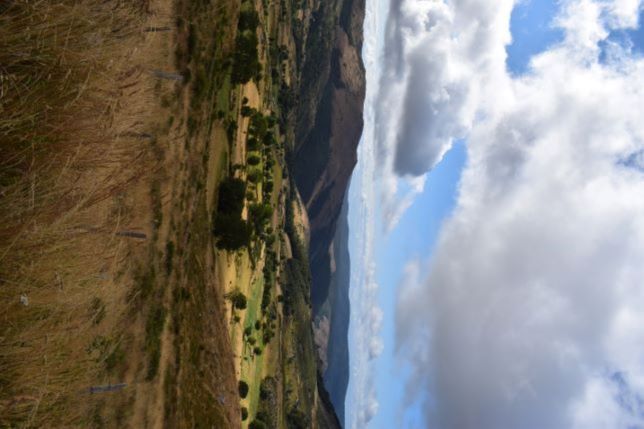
[0,1,165,426]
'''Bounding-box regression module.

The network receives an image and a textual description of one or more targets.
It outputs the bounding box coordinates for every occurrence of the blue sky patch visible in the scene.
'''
[506,0,563,75]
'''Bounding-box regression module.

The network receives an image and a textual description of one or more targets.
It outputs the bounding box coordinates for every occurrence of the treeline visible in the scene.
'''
[232,3,261,84]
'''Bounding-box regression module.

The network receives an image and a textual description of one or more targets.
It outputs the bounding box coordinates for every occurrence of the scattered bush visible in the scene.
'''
[233,34,259,81]
[249,421,267,429]
[247,170,261,184]
[213,214,251,250]
[238,380,249,398]
[247,154,261,166]
[226,290,248,310]
[249,203,272,235]
[287,408,309,429]
[213,178,250,250]
[247,137,260,151]
[216,178,245,215]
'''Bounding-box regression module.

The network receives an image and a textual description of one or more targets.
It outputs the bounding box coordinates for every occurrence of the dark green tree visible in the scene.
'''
[238,380,249,398]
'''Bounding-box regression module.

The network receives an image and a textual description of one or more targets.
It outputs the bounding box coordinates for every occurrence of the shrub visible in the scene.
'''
[247,170,261,184]
[287,408,309,429]
[226,290,248,310]
[216,178,246,216]
[213,214,250,250]
[249,421,267,429]
[249,203,273,234]
[213,178,250,250]
[247,137,260,151]
[232,31,260,84]
[247,154,261,166]
[238,9,259,31]
[238,380,249,398]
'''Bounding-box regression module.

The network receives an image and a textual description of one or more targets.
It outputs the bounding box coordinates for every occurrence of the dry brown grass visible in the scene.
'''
[0,1,168,426]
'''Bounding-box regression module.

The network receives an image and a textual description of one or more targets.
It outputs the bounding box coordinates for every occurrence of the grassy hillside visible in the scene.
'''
[1,0,345,427]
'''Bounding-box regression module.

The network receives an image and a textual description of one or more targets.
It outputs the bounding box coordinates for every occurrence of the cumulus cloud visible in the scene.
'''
[358,388,380,424]
[374,0,516,230]
[395,0,644,428]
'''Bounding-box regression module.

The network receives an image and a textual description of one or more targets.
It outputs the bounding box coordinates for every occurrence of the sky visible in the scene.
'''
[348,0,644,428]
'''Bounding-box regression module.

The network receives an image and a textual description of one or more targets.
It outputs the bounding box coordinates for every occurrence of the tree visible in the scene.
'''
[287,408,309,429]
[238,380,249,398]
[247,137,259,151]
[216,178,246,216]
[232,31,260,84]
[237,9,259,31]
[241,407,249,421]
[213,178,249,250]
[213,214,250,250]
[226,290,247,310]
[247,170,261,184]
[249,203,273,234]
[247,154,261,166]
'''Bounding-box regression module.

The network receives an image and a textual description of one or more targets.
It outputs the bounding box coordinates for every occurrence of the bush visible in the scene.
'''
[232,31,260,84]
[238,9,259,31]
[241,105,254,117]
[238,380,249,398]
[241,407,249,421]
[213,214,250,250]
[250,112,268,139]
[287,408,309,429]
[226,119,237,142]
[213,178,250,250]
[249,203,273,234]
[249,421,267,429]
[216,178,246,216]
[247,154,261,166]
[247,137,260,151]
[247,170,261,184]
[226,290,247,310]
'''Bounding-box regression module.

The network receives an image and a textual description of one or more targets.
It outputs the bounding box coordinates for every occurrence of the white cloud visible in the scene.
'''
[395,0,644,427]
[359,388,380,424]
[374,0,516,232]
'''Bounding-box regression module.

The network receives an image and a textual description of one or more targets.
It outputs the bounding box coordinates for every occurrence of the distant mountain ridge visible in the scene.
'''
[292,0,365,425]
[322,196,352,423]
[294,0,364,317]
